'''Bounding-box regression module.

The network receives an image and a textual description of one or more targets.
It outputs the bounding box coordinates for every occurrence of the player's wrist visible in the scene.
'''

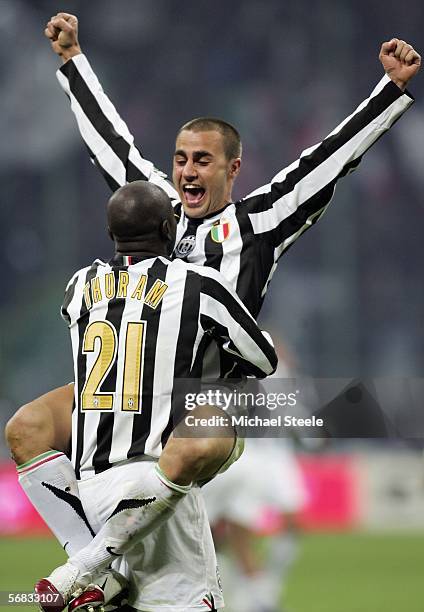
[59,45,82,63]
[389,76,407,91]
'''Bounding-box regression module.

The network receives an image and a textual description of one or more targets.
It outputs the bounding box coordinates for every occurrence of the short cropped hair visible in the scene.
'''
[177,117,242,160]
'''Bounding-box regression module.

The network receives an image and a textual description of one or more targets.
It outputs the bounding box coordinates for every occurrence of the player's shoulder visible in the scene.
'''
[233,189,269,215]
[171,259,232,289]
[65,259,107,290]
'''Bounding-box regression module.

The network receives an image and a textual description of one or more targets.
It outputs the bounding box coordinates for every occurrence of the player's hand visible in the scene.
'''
[379,38,421,90]
[44,12,82,63]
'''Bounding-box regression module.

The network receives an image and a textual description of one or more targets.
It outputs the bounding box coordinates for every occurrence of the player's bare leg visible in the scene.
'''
[226,521,261,576]
[159,404,241,486]
[5,384,73,464]
[4,385,97,555]
[219,518,299,612]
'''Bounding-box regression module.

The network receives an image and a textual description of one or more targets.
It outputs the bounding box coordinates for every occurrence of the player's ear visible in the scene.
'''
[229,158,241,178]
[161,219,172,243]
[161,219,176,255]
[107,226,114,241]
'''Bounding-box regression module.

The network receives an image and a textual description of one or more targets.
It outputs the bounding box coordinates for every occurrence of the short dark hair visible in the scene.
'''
[107,181,174,240]
[177,117,242,160]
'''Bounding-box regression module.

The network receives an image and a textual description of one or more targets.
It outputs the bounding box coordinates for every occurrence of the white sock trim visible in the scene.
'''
[155,465,192,494]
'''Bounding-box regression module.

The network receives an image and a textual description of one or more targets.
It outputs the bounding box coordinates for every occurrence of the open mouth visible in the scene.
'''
[183,185,206,206]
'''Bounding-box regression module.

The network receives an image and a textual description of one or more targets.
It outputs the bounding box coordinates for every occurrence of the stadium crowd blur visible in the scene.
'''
[1,0,424,455]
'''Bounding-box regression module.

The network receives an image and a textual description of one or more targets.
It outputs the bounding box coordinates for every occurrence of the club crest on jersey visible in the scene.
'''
[175,234,196,258]
[210,219,230,243]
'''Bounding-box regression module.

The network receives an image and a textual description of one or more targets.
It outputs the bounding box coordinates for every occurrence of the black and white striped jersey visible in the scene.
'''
[57,55,414,319]
[61,254,277,479]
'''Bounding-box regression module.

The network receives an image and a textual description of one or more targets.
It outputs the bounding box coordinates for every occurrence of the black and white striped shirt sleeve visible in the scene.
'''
[197,268,278,377]
[243,75,414,252]
[56,54,179,202]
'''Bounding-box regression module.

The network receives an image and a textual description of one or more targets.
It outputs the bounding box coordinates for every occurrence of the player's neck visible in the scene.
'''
[114,241,170,259]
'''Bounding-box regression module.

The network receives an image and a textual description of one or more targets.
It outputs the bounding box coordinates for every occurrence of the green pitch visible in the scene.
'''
[0,537,65,612]
[0,532,422,612]
[285,532,424,612]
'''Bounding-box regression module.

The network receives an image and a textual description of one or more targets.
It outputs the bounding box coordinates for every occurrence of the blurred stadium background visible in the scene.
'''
[1,0,424,610]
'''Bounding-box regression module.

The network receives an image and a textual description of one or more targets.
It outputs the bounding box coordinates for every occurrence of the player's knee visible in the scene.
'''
[181,437,215,472]
[5,402,52,464]
[159,436,199,483]
[161,435,233,484]
[5,406,36,450]
[185,436,235,481]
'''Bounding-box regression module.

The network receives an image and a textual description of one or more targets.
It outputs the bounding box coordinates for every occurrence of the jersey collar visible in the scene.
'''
[108,254,171,266]
[181,200,234,224]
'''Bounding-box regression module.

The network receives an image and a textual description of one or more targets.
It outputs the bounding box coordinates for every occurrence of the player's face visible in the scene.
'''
[173,130,240,218]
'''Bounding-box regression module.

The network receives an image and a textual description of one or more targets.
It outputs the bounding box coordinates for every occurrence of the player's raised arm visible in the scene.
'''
[243,39,420,254]
[198,268,278,378]
[45,13,178,201]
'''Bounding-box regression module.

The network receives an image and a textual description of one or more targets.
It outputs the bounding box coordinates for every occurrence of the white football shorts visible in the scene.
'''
[78,458,224,611]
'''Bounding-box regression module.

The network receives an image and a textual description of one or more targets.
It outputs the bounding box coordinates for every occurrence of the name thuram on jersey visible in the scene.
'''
[82,270,168,310]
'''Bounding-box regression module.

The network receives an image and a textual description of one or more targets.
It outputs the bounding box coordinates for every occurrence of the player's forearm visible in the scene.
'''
[295,75,414,192]
[298,76,414,184]
[281,75,413,196]
[232,322,278,377]
[199,277,277,377]
[248,75,414,253]
[56,54,178,199]
[56,54,152,190]
[230,328,278,377]
[56,53,137,155]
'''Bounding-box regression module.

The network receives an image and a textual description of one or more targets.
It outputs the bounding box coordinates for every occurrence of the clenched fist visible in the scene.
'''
[379,38,421,90]
[44,13,81,63]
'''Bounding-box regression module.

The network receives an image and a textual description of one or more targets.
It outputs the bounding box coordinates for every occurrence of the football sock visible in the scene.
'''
[17,451,95,556]
[234,533,299,610]
[226,569,276,612]
[204,553,273,612]
[66,462,191,578]
[266,530,299,595]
